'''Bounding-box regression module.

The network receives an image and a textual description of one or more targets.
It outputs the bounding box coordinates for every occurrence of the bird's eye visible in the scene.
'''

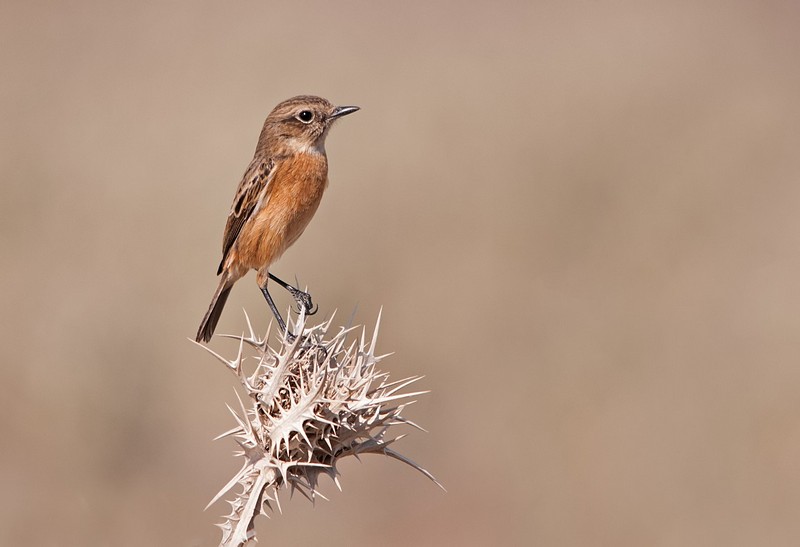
[296,110,314,123]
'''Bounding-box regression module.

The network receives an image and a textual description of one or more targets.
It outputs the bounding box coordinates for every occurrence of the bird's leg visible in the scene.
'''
[268,273,318,315]
[260,285,293,340]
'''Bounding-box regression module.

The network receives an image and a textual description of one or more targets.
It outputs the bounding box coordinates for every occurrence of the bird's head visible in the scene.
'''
[260,95,359,155]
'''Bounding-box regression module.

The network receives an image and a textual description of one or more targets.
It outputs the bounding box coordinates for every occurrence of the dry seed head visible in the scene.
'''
[193,310,441,547]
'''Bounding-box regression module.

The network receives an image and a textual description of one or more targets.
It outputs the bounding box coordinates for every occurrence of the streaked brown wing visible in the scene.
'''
[217,157,274,274]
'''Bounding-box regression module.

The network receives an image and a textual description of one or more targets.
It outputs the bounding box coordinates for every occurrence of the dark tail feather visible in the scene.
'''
[196,281,233,343]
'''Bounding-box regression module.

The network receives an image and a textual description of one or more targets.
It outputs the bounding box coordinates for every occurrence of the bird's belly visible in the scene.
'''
[236,171,327,271]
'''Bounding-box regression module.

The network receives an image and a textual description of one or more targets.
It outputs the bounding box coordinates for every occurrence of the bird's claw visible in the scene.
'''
[287,286,318,316]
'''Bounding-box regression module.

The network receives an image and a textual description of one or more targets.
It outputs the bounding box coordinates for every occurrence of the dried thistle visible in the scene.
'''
[193,310,441,547]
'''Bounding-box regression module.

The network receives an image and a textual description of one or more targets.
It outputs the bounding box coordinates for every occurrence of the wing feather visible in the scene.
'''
[217,158,274,274]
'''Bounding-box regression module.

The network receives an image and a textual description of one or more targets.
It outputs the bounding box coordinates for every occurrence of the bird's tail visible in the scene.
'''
[196,278,233,343]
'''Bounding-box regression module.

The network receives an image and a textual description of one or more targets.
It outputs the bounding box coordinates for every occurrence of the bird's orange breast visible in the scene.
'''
[233,152,329,273]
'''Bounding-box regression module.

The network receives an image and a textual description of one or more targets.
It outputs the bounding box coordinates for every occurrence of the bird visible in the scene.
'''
[196,95,359,343]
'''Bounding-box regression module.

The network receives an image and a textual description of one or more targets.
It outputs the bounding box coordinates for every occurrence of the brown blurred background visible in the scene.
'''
[2,1,800,545]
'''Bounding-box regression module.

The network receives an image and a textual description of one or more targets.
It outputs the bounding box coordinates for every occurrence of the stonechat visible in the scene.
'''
[196,95,359,343]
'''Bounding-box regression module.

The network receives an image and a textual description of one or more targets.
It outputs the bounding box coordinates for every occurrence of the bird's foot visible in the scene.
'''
[287,286,318,316]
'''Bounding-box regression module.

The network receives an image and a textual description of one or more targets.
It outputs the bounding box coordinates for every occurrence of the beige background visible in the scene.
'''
[2,1,800,545]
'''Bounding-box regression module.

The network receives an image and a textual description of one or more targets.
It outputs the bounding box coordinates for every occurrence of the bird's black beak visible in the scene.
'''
[329,105,360,119]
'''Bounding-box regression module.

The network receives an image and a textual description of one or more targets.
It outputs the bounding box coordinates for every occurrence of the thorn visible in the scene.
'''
[189,338,237,371]
[243,308,256,342]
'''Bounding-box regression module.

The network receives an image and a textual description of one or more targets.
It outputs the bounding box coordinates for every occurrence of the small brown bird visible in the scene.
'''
[196,95,359,343]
